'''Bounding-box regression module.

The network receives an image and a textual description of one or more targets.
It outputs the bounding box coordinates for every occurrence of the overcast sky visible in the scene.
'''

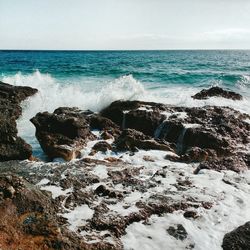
[1,0,250,50]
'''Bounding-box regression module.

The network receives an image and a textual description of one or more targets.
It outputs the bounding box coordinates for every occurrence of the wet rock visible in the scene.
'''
[101,100,168,136]
[179,147,217,163]
[183,210,199,219]
[192,86,243,100]
[158,106,250,160]
[0,81,38,161]
[0,173,89,249]
[167,224,188,240]
[92,141,112,153]
[124,109,165,136]
[0,81,38,105]
[222,221,250,250]
[87,114,121,139]
[194,156,248,174]
[31,107,96,161]
[114,129,174,152]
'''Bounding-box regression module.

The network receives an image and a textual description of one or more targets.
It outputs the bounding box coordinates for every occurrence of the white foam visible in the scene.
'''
[91,165,108,179]
[61,205,94,232]
[40,185,73,199]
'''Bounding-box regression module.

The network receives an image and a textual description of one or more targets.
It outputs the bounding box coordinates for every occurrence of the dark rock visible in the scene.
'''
[0,81,38,105]
[31,107,96,161]
[0,81,38,161]
[101,100,168,136]
[157,106,250,160]
[0,173,89,249]
[114,129,174,152]
[124,109,165,136]
[192,87,243,100]
[179,147,217,163]
[167,224,188,240]
[222,221,250,250]
[87,114,121,139]
[194,156,248,174]
[0,137,32,161]
[92,141,112,153]
[183,210,199,219]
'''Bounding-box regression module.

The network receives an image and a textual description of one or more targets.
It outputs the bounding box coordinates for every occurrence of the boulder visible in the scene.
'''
[222,222,250,250]
[92,141,112,153]
[31,107,96,161]
[101,100,168,136]
[192,86,243,100]
[0,81,38,161]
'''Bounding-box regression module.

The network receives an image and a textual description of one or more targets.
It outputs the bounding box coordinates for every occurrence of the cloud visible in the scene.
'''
[200,28,250,42]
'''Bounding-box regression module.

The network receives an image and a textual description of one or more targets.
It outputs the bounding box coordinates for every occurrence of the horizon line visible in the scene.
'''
[1,48,250,52]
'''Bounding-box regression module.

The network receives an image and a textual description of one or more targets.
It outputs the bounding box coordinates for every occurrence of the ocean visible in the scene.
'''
[1,50,250,249]
[0,50,250,157]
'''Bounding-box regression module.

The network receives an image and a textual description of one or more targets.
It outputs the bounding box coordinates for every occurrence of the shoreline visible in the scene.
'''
[0,80,249,249]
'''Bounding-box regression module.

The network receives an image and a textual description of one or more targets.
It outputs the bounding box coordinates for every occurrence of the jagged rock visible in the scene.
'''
[194,156,248,174]
[0,81,38,161]
[222,222,250,250]
[31,107,96,161]
[114,129,174,152]
[157,106,250,159]
[192,86,243,100]
[101,100,168,136]
[0,173,89,249]
[87,114,121,139]
[0,81,38,105]
[103,101,250,163]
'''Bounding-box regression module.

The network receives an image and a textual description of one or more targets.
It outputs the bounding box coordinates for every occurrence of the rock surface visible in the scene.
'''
[114,128,174,152]
[0,173,90,250]
[192,86,243,100]
[0,81,37,161]
[222,222,250,250]
[101,100,250,172]
[31,107,96,161]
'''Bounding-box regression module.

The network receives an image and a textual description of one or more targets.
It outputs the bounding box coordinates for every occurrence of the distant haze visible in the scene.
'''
[1,0,250,50]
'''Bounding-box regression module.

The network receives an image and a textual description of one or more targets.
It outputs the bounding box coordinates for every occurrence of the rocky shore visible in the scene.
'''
[0,82,249,250]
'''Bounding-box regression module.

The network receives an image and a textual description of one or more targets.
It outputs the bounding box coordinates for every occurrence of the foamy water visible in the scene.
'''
[1,69,250,157]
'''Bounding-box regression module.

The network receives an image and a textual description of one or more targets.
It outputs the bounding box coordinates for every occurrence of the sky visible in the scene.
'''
[1,0,250,50]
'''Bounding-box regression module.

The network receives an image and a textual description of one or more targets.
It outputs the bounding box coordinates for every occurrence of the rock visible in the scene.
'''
[124,109,165,136]
[92,141,112,153]
[167,224,188,240]
[31,107,96,161]
[222,221,250,250]
[0,81,38,161]
[0,81,38,105]
[114,129,174,152]
[101,100,168,136]
[0,137,32,161]
[157,106,250,159]
[87,114,121,139]
[0,173,88,249]
[183,210,199,219]
[194,156,248,174]
[192,86,243,100]
[179,147,217,163]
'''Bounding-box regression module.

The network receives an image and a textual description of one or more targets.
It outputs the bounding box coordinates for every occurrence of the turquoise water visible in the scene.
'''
[0,50,250,157]
[1,50,250,90]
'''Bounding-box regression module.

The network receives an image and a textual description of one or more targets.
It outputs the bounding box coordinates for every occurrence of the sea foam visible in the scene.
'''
[2,69,250,157]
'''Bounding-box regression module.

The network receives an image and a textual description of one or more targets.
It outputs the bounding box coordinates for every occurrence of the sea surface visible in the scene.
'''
[0,50,250,157]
